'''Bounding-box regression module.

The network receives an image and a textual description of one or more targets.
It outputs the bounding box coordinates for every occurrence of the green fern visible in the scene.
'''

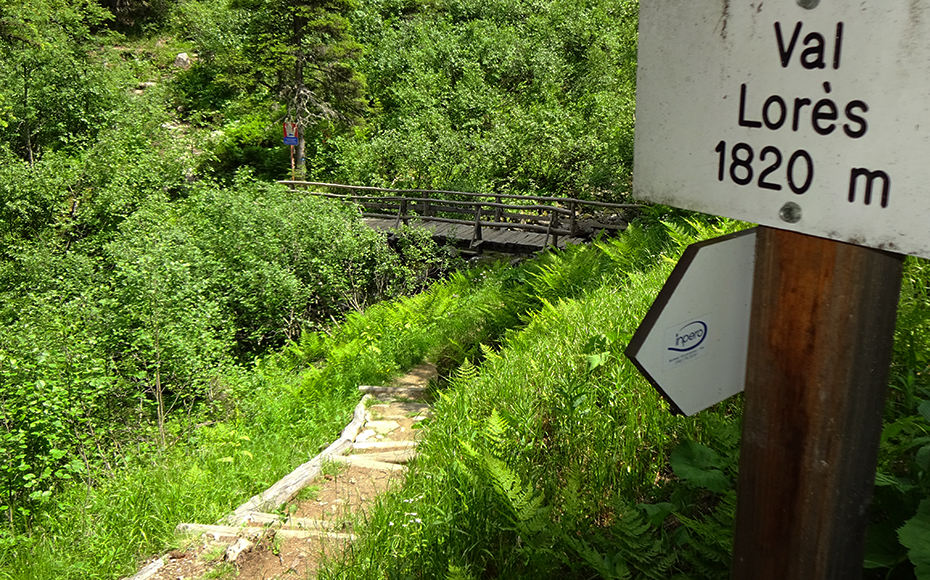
[560,467,585,524]
[445,564,477,580]
[612,503,676,579]
[484,455,548,532]
[557,501,676,580]
[448,358,480,391]
[484,409,508,451]
[477,342,500,362]
[674,492,736,579]
[563,534,633,580]
[526,244,604,303]
[662,220,698,251]
[455,409,548,534]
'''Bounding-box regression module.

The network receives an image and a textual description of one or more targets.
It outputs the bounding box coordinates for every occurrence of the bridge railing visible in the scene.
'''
[279,181,641,249]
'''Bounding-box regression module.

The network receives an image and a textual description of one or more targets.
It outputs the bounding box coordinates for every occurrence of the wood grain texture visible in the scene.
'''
[731,227,903,579]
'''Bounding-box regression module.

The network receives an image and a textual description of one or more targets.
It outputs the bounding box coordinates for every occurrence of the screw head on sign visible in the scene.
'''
[779,202,802,224]
[797,0,819,8]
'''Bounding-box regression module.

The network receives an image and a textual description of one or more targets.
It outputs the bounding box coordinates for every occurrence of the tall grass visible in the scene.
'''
[0,363,357,579]
[320,214,751,579]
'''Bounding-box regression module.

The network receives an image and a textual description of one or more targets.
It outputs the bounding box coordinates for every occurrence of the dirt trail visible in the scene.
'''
[125,363,436,580]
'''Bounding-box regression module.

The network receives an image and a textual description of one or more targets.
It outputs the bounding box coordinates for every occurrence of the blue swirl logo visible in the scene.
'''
[669,321,707,352]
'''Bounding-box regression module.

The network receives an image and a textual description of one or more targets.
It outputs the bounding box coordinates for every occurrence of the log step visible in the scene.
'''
[333,455,406,471]
[175,522,356,541]
[350,449,416,464]
[352,440,418,450]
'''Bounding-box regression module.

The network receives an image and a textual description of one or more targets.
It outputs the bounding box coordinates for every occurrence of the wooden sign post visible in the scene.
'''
[283,121,299,181]
[629,3,930,574]
[731,227,903,579]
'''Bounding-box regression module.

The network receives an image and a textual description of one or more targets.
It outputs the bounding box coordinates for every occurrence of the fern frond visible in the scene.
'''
[449,358,480,391]
[537,295,559,315]
[478,342,499,362]
[559,501,678,580]
[561,467,584,524]
[484,455,548,532]
[556,524,634,580]
[484,409,508,451]
[446,564,477,580]
[568,534,633,580]
[673,492,735,579]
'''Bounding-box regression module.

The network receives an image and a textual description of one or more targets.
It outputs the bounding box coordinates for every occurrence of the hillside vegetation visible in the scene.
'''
[0,0,929,579]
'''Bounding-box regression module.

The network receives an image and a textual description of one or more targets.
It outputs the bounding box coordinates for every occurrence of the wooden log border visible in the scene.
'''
[226,394,372,523]
[121,394,372,580]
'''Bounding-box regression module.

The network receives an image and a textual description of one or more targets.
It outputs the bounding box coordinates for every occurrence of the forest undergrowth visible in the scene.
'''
[314,212,930,580]
[4,203,930,579]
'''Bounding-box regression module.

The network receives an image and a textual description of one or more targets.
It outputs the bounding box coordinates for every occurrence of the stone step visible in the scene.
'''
[358,385,430,400]
[350,449,416,464]
[333,455,406,471]
[368,402,431,416]
[175,522,355,541]
[352,440,418,450]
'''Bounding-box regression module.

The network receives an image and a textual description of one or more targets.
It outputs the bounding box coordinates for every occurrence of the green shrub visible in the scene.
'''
[320,0,638,200]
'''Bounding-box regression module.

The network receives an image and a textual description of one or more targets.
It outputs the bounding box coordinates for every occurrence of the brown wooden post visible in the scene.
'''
[549,209,560,249]
[470,205,483,248]
[568,201,577,237]
[494,196,503,223]
[731,227,903,580]
[290,145,296,183]
[394,199,408,229]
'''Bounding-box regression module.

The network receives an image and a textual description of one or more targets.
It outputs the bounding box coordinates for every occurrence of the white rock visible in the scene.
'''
[355,429,376,443]
[174,53,192,69]
[224,537,253,562]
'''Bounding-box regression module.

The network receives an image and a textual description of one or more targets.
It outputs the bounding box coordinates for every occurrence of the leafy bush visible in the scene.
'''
[863,257,930,578]
[0,0,126,160]
[204,114,291,180]
[319,0,638,200]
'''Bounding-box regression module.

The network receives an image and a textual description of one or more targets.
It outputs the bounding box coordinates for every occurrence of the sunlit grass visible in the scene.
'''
[319,215,752,579]
[1,211,756,580]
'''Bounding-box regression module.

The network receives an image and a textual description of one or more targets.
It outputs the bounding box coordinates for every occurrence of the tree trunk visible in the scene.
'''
[22,61,34,165]
[296,124,306,179]
[155,364,165,450]
[293,9,307,179]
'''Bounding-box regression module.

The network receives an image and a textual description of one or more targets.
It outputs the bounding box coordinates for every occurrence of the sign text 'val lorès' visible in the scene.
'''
[634,1,930,257]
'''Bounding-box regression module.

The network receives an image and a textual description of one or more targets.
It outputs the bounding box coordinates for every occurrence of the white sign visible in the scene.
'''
[634,1,930,258]
[625,229,756,416]
[283,122,298,146]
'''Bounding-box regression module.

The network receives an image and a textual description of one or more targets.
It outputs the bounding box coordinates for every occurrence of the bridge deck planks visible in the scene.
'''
[363,218,587,253]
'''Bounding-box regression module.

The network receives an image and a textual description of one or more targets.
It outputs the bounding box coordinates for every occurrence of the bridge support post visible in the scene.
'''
[394,199,408,229]
[422,192,431,218]
[544,209,560,249]
[470,206,483,249]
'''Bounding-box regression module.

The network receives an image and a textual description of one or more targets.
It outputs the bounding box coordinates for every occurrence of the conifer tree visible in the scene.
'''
[228,0,369,176]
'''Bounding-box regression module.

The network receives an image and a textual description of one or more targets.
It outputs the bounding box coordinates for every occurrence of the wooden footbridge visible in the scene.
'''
[281,181,641,254]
